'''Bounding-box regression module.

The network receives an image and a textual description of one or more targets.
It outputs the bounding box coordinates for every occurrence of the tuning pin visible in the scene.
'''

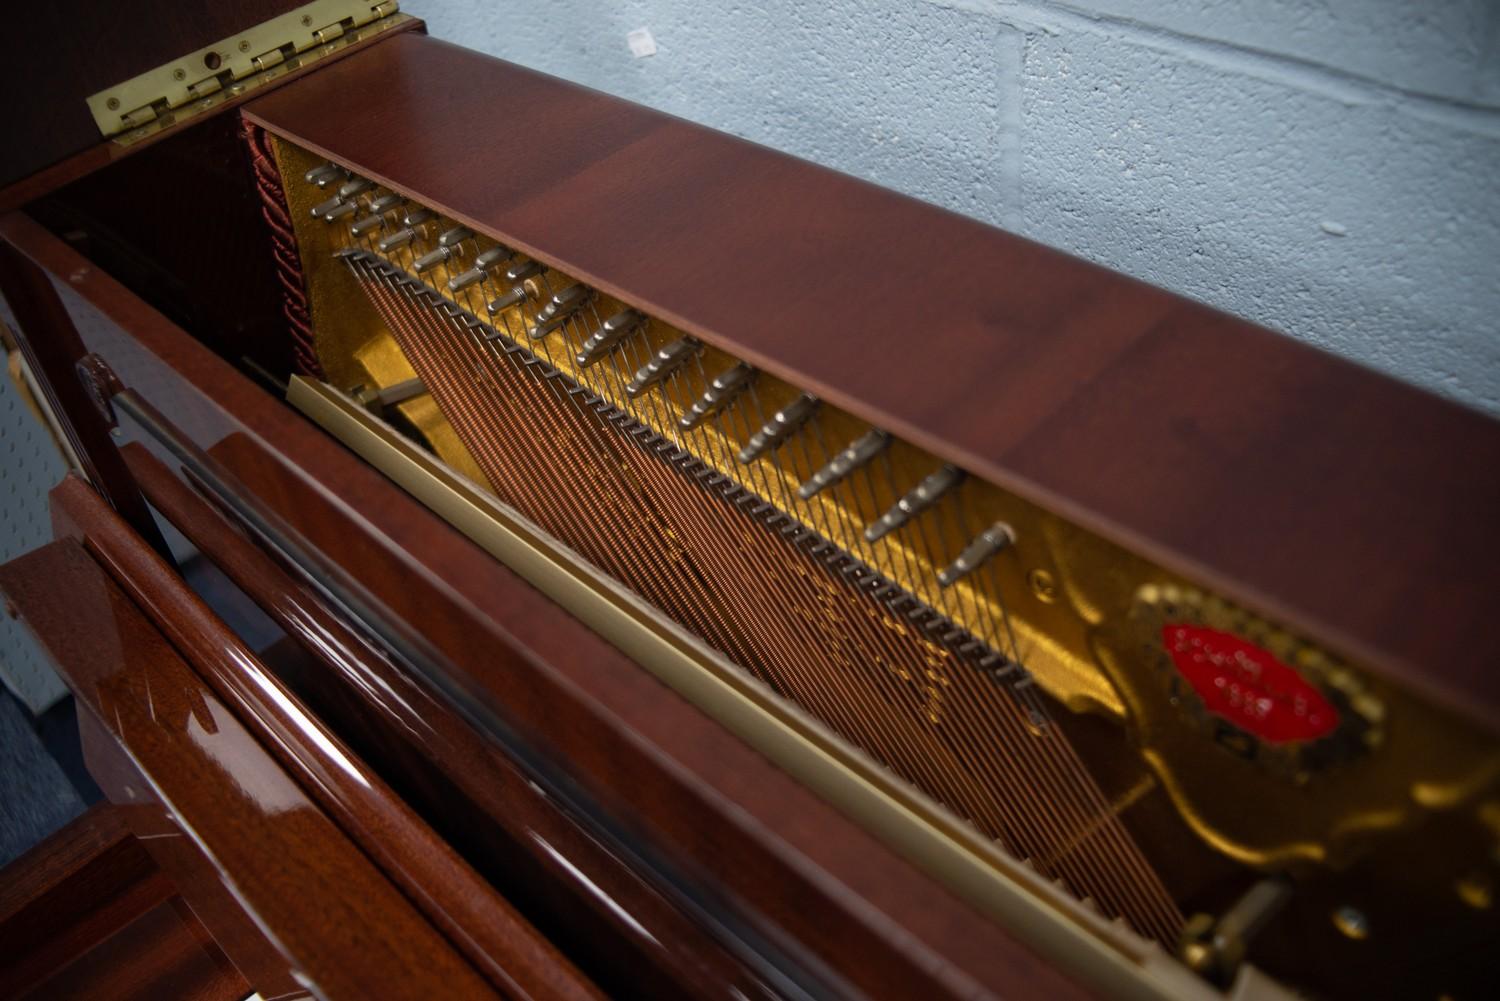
[402,207,436,228]
[323,200,358,221]
[409,228,475,273]
[798,429,891,499]
[627,337,701,397]
[379,228,417,252]
[486,286,532,314]
[413,245,456,274]
[865,465,964,542]
[310,195,343,219]
[450,247,513,292]
[350,213,387,237]
[577,310,645,368]
[368,193,405,216]
[505,260,545,283]
[448,268,486,291]
[937,523,1014,587]
[474,245,511,270]
[738,394,820,463]
[438,225,474,249]
[528,284,595,338]
[337,177,374,199]
[304,163,342,185]
[680,362,756,430]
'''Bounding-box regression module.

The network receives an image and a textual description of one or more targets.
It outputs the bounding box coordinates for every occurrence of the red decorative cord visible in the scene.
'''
[241,118,324,378]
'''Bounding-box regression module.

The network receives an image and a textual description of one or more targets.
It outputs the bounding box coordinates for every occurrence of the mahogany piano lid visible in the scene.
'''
[243,32,1500,728]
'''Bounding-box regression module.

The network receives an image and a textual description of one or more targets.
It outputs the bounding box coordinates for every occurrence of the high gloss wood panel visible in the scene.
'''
[0,535,503,1001]
[0,197,1090,999]
[76,709,311,999]
[0,802,247,1001]
[50,470,604,1001]
[15,900,249,1001]
[0,805,173,996]
[121,440,776,1001]
[244,33,1500,726]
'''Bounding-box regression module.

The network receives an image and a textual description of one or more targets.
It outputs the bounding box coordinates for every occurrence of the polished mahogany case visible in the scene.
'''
[2,10,1497,1001]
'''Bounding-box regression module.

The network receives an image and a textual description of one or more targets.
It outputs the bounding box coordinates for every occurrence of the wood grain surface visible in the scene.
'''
[75,709,311,999]
[0,805,172,996]
[121,440,781,1001]
[0,534,505,1001]
[13,900,248,1001]
[0,803,247,1001]
[49,471,604,1001]
[243,33,1500,729]
[0,207,1092,1001]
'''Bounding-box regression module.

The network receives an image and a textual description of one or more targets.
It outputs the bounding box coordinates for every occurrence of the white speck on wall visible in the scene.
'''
[1320,220,1349,237]
[626,28,657,59]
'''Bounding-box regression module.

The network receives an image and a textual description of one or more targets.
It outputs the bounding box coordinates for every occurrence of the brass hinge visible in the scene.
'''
[85,0,406,145]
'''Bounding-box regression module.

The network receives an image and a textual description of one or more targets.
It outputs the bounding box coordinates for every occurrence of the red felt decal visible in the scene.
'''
[1162,624,1338,744]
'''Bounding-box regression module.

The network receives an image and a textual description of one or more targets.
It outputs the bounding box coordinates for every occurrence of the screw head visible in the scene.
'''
[172,67,186,80]
[238,39,251,52]
[302,13,314,25]
[1456,870,1494,910]
[1028,568,1058,604]
[1331,905,1369,940]
[106,97,120,110]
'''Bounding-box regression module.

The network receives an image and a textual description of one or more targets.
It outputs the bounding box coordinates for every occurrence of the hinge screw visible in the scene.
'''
[172,67,186,80]
[302,13,314,25]
[106,97,119,110]
[1029,568,1058,604]
[238,39,251,52]
[1331,905,1370,940]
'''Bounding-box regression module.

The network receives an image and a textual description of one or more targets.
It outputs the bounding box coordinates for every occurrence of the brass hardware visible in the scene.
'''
[85,1,409,143]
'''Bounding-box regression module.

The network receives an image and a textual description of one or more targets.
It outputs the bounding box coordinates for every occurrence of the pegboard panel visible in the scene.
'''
[0,356,70,713]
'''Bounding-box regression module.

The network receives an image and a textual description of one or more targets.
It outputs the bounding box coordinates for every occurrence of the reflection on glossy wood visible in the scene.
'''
[0,804,247,1001]
[0,534,503,1001]
[212,431,1088,1001]
[122,440,788,1001]
[15,901,247,1001]
[51,468,604,1001]
[76,708,310,999]
[2,209,1092,1000]
[243,33,1500,728]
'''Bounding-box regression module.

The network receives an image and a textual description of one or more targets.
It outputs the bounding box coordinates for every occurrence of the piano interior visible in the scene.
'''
[9,29,1497,1001]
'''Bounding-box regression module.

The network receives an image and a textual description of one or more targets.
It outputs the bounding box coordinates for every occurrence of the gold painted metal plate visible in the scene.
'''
[277,136,1500,874]
[269,135,489,486]
[85,1,407,143]
[288,375,1234,1001]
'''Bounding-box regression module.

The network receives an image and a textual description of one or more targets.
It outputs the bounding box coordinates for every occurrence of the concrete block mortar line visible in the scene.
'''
[930,0,1500,137]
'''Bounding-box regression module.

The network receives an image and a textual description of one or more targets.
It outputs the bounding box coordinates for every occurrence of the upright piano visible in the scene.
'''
[2,4,1497,999]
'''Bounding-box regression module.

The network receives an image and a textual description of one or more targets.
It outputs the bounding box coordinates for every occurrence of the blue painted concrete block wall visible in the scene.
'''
[404,0,1500,416]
